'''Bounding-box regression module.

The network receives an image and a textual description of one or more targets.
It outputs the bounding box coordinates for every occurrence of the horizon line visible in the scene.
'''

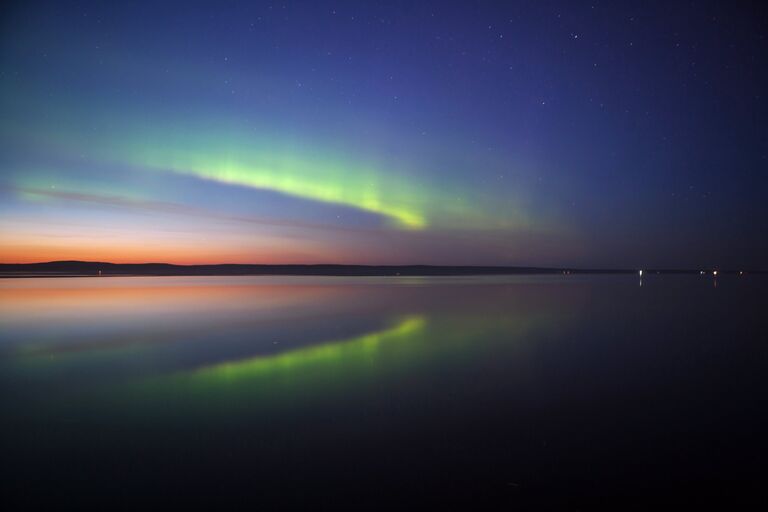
[0,260,764,273]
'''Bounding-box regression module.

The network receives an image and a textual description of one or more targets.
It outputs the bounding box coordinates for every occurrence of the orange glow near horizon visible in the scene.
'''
[0,240,352,265]
[0,247,349,265]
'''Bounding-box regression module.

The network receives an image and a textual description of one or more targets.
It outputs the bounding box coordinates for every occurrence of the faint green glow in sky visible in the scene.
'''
[3,107,538,233]
[4,113,431,229]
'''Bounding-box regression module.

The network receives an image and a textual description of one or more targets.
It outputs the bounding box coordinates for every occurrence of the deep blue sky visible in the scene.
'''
[1,1,766,267]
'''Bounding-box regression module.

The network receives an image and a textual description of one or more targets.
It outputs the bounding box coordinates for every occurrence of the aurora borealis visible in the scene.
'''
[3,4,768,506]
[1,1,767,267]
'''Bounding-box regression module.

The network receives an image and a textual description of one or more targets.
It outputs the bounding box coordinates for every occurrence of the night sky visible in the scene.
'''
[1,1,766,268]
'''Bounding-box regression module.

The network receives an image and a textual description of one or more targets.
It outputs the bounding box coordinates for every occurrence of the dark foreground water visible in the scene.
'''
[1,275,766,509]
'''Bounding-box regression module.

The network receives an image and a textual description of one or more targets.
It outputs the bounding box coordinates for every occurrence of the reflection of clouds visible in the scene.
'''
[2,277,587,415]
[1,280,408,378]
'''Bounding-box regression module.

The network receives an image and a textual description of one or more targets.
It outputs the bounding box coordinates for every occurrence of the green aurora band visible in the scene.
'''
[136,145,428,229]
[3,105,539,232]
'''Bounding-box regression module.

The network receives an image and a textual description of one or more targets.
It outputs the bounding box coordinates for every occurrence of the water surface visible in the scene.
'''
[1,275,766,507]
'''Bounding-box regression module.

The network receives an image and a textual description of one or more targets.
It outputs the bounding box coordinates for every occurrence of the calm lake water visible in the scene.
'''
[1,275,766,508]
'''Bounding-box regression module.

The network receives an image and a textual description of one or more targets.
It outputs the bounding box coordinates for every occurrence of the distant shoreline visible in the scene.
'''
[0,261,762,278]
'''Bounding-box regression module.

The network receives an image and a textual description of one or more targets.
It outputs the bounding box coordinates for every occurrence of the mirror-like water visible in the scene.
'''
[1,275,765,507]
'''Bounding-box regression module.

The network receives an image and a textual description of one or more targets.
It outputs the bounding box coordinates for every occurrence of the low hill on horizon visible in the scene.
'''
[0,260,634,276]
[1,260,758,277]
